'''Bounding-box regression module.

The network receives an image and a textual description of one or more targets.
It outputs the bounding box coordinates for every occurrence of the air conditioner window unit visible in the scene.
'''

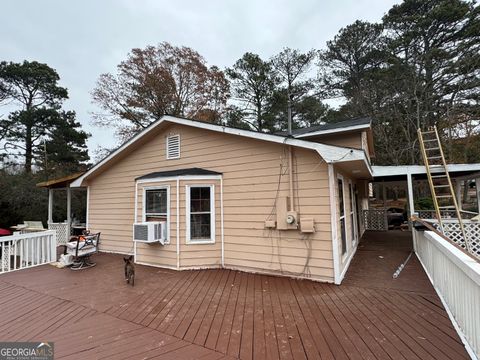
[133,222,166,245]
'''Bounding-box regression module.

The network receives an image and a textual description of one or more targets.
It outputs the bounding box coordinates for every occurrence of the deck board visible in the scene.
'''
[0,231,469,359]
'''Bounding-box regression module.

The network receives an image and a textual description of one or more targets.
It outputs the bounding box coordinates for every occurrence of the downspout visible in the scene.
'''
[176,178,180,269]
[220,177,225,267]
[86,186,90,229]
[66,186,72,234]
[134,181,138,260]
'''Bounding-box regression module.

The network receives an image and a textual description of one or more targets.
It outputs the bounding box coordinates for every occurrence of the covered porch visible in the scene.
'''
[371,164,480,219]
[364,164,480,229]
[36,172,88,245]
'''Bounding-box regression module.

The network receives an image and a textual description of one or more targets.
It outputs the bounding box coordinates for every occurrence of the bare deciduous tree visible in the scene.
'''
[92,42,230,141]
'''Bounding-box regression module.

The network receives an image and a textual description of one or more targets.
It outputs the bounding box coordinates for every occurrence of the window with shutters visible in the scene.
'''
[166,135,180,159]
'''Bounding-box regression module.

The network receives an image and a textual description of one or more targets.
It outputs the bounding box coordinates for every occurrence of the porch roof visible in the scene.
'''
[36,172,85,189]
[372,163,480,181]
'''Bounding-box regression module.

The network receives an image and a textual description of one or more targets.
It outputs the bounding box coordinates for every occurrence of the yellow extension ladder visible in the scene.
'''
[417,126,470,251]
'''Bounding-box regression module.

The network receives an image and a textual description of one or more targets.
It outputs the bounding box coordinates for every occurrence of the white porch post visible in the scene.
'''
[476,178,480,213]
[66,187,72,232]
[407,172,415,217]
[455,179,462,210]
[48,189,53,224]
[382,181,387,209]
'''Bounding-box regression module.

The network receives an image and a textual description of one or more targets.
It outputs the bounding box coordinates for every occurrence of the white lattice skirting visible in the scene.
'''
[1,244,12,271]
[363,209,388,231]
[441,221,480,259]
[48,222,69,245]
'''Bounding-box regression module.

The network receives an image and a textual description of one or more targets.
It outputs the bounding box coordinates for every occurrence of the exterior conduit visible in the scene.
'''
[176,178,180,269]
[288,146,295,211]
[221,177,225,267]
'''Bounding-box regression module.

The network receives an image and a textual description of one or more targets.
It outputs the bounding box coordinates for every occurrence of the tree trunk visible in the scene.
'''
[25,124,32,173]
[256,100,262,131]
[423,35,434,128]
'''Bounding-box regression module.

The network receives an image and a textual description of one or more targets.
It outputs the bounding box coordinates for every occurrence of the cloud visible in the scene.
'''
[1,0,400,155]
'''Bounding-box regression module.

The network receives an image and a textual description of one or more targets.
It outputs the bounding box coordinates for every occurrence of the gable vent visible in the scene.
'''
[166,135,180,159]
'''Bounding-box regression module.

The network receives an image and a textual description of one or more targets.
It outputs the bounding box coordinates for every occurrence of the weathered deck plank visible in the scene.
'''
[0,231,469,359]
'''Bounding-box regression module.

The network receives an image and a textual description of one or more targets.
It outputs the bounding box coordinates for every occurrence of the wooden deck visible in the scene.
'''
[0,231,469,359]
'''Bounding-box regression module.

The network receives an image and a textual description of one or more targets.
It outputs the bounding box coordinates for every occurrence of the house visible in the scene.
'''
[70,115,375,284]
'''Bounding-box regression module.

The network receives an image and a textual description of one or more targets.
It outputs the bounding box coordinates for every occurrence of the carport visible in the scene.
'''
[364,164,480,231]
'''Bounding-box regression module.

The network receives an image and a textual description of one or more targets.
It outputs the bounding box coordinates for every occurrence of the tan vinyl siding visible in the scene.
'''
[307,132,362,150]
[87,124,334,281]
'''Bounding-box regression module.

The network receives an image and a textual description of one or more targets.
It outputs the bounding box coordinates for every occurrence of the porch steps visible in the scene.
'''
[417,126,469,251]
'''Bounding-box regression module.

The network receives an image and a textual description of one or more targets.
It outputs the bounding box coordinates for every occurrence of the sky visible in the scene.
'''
[1,0,400,158]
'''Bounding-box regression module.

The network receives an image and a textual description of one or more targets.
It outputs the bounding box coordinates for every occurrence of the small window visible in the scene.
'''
[144,187,169,242]
[186,185,215,243]
[145,188,168,221]
[166,135,180,159]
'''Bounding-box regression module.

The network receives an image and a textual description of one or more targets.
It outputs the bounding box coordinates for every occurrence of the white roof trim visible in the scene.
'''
[373,164,480,178]
[71,115,371,187]
[136,175,222,184]
[294,123,371,138]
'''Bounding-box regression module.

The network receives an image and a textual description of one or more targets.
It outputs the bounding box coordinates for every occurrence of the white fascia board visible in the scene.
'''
[373,164,480,178]
[136,175,222,184]
[318,147,373,177]
[71,115,371,187]
[294,123,371,138]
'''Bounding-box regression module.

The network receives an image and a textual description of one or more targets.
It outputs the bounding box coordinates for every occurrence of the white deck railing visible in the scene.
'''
[0,230,57,274]
[417,209,478,220]
[414,229,480,359]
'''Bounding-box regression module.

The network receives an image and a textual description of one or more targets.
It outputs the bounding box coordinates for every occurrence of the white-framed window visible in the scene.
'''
[166,134,180,160]
[186,184,215,244]
[143,185,170,243]
[338,176,347,256]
